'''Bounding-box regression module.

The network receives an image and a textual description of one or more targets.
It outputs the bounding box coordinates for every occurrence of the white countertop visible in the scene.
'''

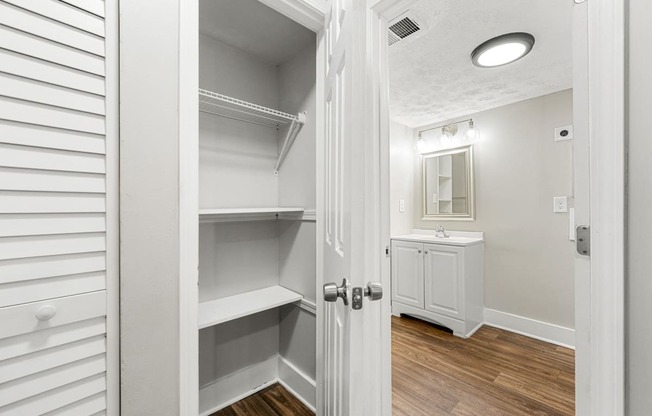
[392,229,484,247]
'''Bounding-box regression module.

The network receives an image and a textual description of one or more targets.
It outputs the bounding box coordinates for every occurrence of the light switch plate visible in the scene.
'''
[554,196,568,213]
[399,199,405,213]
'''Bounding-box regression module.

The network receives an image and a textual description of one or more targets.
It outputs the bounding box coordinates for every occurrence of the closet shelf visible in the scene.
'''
[198,88,306,173]
[198,286,303,329]
[199,207,305,223]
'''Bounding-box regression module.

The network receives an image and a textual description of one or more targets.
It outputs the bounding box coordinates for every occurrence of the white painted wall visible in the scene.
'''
[277,43,317,384]
[199,35,279,209]
[626,1,652,413]
[392,90,575,329]
[390,121,415,236]
[119,0,181,413]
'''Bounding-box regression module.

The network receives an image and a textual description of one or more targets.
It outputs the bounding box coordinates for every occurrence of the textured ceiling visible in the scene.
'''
[199,0,315,65]
[389,0,573,127]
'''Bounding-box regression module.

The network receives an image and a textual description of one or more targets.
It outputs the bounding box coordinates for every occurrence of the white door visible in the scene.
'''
[391,240,424,308]
[423,244,463,320]
[317,0,388,415]
[0,0,119,414]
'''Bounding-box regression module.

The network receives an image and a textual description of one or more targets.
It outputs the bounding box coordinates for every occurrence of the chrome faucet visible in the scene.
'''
[435,225,450,238]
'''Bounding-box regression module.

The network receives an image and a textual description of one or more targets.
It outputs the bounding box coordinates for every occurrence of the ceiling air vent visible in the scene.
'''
[388,15,421,46]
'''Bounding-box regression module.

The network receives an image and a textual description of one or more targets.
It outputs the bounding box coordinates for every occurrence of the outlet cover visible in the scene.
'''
[554,196,568,213]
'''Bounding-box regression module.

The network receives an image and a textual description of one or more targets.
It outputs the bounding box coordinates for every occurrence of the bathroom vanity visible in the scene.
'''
[391,230,484,338]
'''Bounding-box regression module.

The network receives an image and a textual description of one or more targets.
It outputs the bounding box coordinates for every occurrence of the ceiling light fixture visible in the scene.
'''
[471,32,535,68]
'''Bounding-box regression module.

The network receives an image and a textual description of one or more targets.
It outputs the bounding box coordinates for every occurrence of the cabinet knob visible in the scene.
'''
[418,250,422,253]
[424,250,429,254]
[35,305,57,321]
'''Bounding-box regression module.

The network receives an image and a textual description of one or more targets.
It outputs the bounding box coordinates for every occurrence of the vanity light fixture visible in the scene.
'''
[415,132,426,152]
[416,119,480,153]
[465,119,479,140]
[471,32,535,68]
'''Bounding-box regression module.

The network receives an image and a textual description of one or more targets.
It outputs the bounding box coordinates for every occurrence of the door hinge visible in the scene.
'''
[385,246,391,257]
[576,225,590,256]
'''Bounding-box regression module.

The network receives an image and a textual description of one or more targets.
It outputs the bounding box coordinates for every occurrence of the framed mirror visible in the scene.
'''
[422,145,475,220]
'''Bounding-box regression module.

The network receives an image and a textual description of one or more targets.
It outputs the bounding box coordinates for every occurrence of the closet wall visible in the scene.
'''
[197,4,317,412]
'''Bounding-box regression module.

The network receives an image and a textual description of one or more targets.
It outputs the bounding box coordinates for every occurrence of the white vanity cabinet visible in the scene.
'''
[391,231,484,338]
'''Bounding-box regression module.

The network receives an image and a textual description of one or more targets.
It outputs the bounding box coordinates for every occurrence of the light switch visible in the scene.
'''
[554,196,568,213]
[399,199,405,213]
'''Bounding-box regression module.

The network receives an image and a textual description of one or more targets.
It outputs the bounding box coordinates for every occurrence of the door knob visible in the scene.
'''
[364,282,383,301]
[35,305,57,321]
[323,278,349,305]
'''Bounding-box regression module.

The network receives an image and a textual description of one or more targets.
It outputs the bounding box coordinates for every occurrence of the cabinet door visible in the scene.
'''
[424,244,464,319]
[391,241,424,308]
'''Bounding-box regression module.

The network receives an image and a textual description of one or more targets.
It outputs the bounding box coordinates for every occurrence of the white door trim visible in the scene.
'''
[178,0,199,415]
[367,1,415,415]
[105,0,120,414]
[587,0,626,414]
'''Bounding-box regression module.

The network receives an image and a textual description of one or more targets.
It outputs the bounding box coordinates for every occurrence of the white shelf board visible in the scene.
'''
[199,207,304,223]
[198,286,303,329]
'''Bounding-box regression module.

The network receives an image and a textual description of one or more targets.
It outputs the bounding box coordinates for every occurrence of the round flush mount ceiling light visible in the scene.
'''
[471,32,535,68]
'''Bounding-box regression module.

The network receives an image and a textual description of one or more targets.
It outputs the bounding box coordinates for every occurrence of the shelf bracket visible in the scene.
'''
[274,112,306,174]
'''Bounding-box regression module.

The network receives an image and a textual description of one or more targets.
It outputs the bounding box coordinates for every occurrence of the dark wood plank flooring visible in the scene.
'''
[392,315,575,416]
[213,316,575,415]
[210,384,313,416]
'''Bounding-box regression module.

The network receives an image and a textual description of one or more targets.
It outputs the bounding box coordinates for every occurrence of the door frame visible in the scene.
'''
[372,1,626,415]
[177,1,325,415]
[584,0,626,413]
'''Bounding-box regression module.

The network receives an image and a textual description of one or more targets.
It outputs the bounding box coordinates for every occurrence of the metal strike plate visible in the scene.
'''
[576,225,590,256]
[352,287,363,310]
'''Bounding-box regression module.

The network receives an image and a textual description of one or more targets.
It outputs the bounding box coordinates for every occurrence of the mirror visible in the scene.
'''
[422,145,475,220]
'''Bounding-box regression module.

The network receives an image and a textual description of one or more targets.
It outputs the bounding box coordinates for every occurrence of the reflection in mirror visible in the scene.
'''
[422,145,474,220]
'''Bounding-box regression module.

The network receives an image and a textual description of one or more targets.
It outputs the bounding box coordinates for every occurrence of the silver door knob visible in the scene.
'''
[323,278,349,305]
[364,282,383,301]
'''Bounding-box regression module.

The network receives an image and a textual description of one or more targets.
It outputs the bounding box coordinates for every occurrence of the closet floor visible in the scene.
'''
[210,384,313,416]
[392,315,575,416]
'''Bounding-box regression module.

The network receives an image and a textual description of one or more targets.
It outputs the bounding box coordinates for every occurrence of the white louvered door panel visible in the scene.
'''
[0,0,118,415]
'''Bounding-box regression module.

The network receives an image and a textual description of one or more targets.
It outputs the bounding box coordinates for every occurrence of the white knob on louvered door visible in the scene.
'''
[35,305,57,321]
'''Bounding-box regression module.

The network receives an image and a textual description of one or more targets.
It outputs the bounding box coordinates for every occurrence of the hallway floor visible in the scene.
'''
[392,315,575,416]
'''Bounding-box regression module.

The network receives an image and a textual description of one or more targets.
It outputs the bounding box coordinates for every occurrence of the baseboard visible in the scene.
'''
[277,356,316,412]
[484,308,575,349]
[199,355,278,416]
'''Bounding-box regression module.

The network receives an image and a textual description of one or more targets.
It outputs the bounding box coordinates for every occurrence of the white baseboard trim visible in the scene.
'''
[277,356,316,412]
[198,354,317,416]
[198,355,278,416]
[484,308,575,349]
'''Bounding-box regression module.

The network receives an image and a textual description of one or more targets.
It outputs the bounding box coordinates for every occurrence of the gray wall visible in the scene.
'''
[119,0,181,413]
[392,90,576,329]
[626,0,652,413]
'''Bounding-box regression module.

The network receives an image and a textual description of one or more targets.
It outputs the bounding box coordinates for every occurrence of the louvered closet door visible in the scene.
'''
[0,0,118,415]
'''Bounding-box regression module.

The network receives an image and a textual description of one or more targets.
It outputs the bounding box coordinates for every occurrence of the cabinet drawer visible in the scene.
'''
[0,291,106,341]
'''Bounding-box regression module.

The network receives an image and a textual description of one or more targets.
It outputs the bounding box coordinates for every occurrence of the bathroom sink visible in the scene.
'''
[391,230,484,247]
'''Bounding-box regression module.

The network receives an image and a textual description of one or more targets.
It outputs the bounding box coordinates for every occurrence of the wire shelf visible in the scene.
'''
[198,88,306,173]
[198,89,299,128]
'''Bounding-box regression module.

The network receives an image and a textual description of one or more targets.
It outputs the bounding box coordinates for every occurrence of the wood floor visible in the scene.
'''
[392,315,575,416]
[213,316,575,415]
[210,384,313,416]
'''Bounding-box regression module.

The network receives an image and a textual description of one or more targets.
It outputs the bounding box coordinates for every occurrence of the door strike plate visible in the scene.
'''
[352,287,363,310]
[576,225,590,256]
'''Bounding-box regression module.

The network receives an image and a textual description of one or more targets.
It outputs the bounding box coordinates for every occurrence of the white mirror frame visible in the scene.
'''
[421,145,475,221]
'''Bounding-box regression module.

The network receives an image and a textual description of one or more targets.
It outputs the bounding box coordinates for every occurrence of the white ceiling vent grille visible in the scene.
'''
[388,15,422,46]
